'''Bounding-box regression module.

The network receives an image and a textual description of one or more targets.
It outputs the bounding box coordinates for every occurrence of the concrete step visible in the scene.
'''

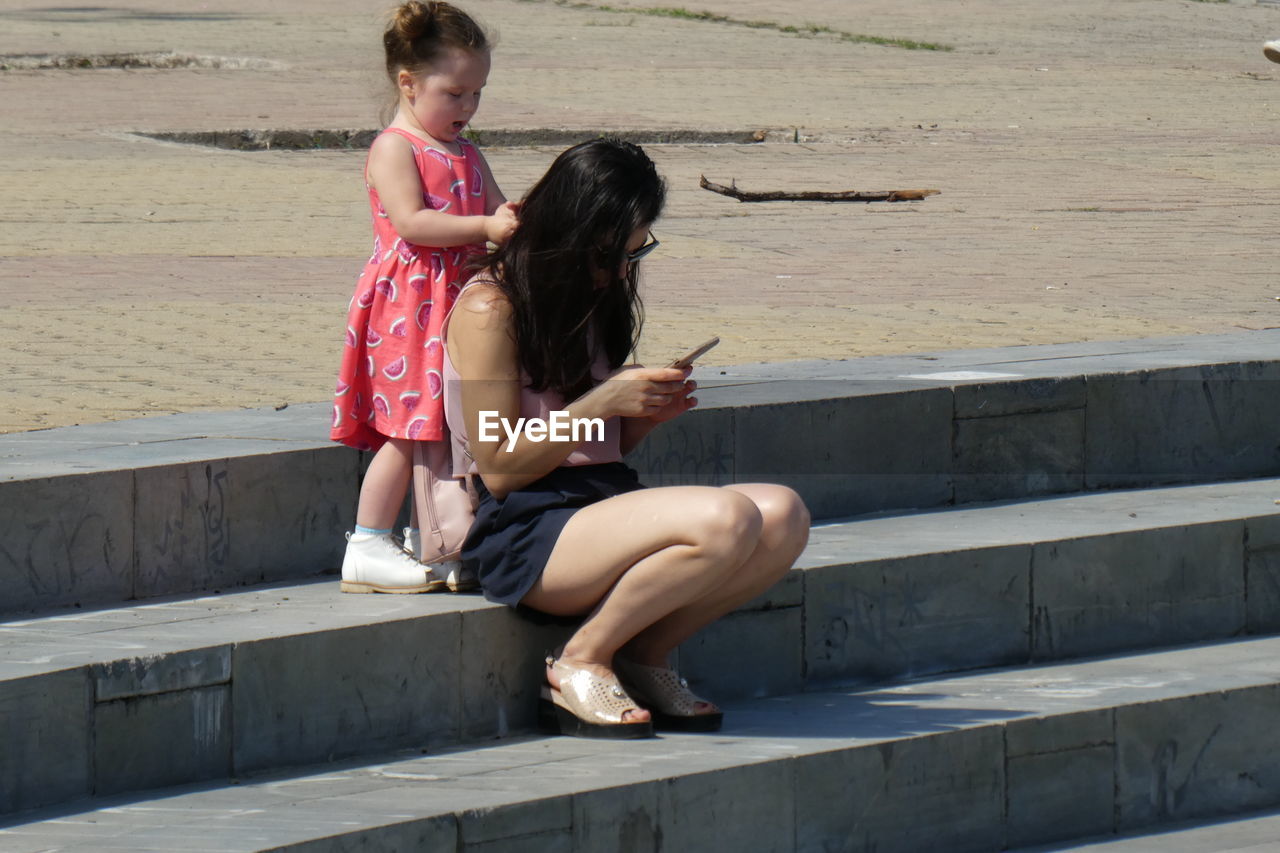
[3,476,1278,816]
[1013,808,1280,852]
[4,331,1279,614]
[5,635,1280,852]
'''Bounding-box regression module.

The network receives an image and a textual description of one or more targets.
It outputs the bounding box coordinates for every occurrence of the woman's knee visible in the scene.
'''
[747,485,811,550]
[686,489,762,563]
[744,487,808,588]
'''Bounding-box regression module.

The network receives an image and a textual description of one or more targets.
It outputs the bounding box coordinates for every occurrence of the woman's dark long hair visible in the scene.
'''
[476,138,666,401]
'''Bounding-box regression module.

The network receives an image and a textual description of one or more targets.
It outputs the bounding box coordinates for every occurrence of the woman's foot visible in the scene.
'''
[614,658,724,732]
[546,657,651,724]
[538,657,654,739]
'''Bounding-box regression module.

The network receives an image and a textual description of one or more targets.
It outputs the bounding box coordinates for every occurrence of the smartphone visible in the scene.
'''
[667,336,720,369]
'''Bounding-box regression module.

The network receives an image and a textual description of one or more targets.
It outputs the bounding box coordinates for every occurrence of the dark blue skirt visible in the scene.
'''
[461,462,646,606]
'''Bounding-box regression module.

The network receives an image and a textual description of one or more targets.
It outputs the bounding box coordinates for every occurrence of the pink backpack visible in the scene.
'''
[411,437,476,565]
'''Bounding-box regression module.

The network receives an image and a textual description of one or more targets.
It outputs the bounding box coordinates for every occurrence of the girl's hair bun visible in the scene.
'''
[384,1,488,78]
[390,1,437,45]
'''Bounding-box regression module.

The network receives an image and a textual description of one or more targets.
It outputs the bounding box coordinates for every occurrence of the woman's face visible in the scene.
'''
[592,223,654,288]
[617,224,653,280]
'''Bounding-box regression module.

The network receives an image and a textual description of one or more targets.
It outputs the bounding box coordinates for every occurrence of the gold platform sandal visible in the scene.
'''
[538,657,655,740]
[615,659,724,732]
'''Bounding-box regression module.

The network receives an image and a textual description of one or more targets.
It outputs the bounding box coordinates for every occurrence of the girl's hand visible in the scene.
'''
[580,365,691,419]
[484,201,520,245]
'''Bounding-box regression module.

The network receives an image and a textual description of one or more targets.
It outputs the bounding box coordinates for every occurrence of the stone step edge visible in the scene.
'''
[7,329,1279,478]
[5,634,1280,852]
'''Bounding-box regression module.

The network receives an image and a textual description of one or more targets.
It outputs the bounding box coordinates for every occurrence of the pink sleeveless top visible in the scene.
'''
[441,281,623,475]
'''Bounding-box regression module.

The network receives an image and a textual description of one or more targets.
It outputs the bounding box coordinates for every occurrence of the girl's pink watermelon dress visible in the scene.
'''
[331,127,489,451]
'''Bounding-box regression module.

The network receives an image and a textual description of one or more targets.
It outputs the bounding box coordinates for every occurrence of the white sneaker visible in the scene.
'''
[403,527,480,593]
[340,531,447,593]
[1266,40,1280,64]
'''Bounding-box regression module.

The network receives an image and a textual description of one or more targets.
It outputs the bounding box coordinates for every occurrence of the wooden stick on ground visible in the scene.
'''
[699,175,940,203]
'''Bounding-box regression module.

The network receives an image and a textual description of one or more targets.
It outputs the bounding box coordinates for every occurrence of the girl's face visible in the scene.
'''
[399,47,491,143]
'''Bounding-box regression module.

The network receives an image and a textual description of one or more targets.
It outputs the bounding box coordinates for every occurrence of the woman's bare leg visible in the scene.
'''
[621,484,810,668]
[521,486,764,718]
[355,438,414,529]
[523,483,810,720]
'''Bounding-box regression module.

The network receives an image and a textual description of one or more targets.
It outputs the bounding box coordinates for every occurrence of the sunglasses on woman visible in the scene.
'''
[626,232,659,265]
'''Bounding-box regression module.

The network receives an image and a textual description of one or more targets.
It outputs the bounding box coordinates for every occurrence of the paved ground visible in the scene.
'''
[1,0,1278,432]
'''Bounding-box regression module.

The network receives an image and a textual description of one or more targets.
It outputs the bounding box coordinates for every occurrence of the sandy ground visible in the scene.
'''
[1,0,1278,432]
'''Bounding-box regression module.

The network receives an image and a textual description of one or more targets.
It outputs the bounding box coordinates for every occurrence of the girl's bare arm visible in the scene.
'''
[367,133,509,247]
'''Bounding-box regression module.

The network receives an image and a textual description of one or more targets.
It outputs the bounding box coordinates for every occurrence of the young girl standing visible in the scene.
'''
[332,0,517,593]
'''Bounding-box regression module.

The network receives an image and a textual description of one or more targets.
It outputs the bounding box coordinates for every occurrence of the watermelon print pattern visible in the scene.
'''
[330,129,489,450]
[415,300,433,331]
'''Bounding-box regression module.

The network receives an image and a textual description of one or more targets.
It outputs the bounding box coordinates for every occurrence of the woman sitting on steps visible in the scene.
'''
[442,138,810,738]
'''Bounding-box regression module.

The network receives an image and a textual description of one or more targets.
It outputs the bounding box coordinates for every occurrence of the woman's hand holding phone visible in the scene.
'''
[578,337,715,423]
[580,365,690,420]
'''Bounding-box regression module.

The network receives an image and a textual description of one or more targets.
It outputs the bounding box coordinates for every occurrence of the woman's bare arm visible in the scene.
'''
[449,286,689,497]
